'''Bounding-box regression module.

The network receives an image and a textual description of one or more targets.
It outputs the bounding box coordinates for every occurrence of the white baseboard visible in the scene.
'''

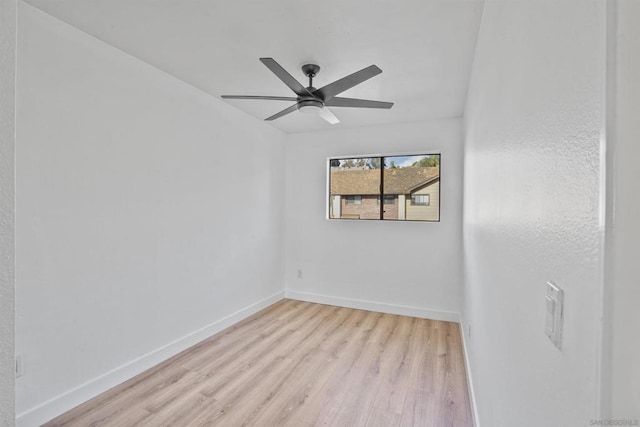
[285,289,460,323]
[459,318,480,427]
[16,290,284,427]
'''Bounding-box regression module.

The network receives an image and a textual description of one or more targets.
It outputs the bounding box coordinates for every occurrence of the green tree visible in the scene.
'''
[412,156,440,167]
[368,158,387,169]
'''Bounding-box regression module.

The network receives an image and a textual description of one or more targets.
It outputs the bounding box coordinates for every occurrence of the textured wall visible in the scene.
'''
[0,0,16,425]
[463,1,606,425]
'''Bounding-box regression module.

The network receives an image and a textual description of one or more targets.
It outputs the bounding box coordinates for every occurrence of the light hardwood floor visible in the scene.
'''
[44,299,473,426]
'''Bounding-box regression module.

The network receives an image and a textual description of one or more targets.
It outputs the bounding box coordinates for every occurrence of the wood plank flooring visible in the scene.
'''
[44,299,473,427]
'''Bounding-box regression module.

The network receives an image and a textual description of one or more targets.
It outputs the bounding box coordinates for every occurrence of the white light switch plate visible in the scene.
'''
[545,281,564,350]
[545,296,555,337]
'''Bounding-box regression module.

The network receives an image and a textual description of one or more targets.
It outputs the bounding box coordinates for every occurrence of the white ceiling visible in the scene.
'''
[24,0,484,134]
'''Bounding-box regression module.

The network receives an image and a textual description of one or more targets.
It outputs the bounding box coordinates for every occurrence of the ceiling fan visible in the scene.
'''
[221,58,393,125]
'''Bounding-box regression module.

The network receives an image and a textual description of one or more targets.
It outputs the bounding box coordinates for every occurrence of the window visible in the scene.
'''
[377,195,396,205]
[345,195,362,205]
[328,154,440,221]
[411,194,430,206]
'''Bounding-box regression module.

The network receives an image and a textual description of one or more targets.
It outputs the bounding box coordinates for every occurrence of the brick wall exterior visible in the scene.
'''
[383,196,399,220]
[341,195,398,220]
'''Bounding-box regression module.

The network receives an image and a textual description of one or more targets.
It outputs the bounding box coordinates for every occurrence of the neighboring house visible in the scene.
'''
[329,167,440,221]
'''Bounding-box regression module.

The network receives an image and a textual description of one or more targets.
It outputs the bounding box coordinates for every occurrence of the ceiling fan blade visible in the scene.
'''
[264,104,299,121]
[260,58,312,97]
[318,107,340,125]
[313,65,382,102]
[324,97,393,109]
[221,95,298,101]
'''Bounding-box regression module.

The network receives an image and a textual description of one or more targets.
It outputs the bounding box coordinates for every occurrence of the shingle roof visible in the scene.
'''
[330,167,439,195]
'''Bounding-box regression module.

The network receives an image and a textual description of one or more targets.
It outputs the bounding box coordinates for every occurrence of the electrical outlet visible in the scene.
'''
[297,270,302,279]
[16,355,24,378]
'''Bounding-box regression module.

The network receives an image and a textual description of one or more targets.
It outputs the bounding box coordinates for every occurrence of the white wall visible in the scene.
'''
[284,119,463,321]
[15,4,285,425]
[607,0,640,418]
[463,1,606,426]
[0,0,17,425]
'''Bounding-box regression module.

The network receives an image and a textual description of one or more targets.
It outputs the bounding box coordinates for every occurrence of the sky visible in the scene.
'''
[393,155,426,168]
[336,154,436,168]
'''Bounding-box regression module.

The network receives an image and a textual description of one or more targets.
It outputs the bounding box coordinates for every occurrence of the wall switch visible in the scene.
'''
[16,355,24,378]
[297,270,302,279]
[545,282,564,350]
[545,296,555,336]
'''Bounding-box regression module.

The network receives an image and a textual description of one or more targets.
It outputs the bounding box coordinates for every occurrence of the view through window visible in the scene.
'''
[328,154,440,221]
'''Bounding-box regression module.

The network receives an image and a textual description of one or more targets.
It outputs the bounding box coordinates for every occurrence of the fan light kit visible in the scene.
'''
[297,100,323,114]
[221,58,393,125]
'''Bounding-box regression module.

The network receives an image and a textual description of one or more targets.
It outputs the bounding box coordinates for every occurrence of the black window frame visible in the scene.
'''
[328,153,441,222]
